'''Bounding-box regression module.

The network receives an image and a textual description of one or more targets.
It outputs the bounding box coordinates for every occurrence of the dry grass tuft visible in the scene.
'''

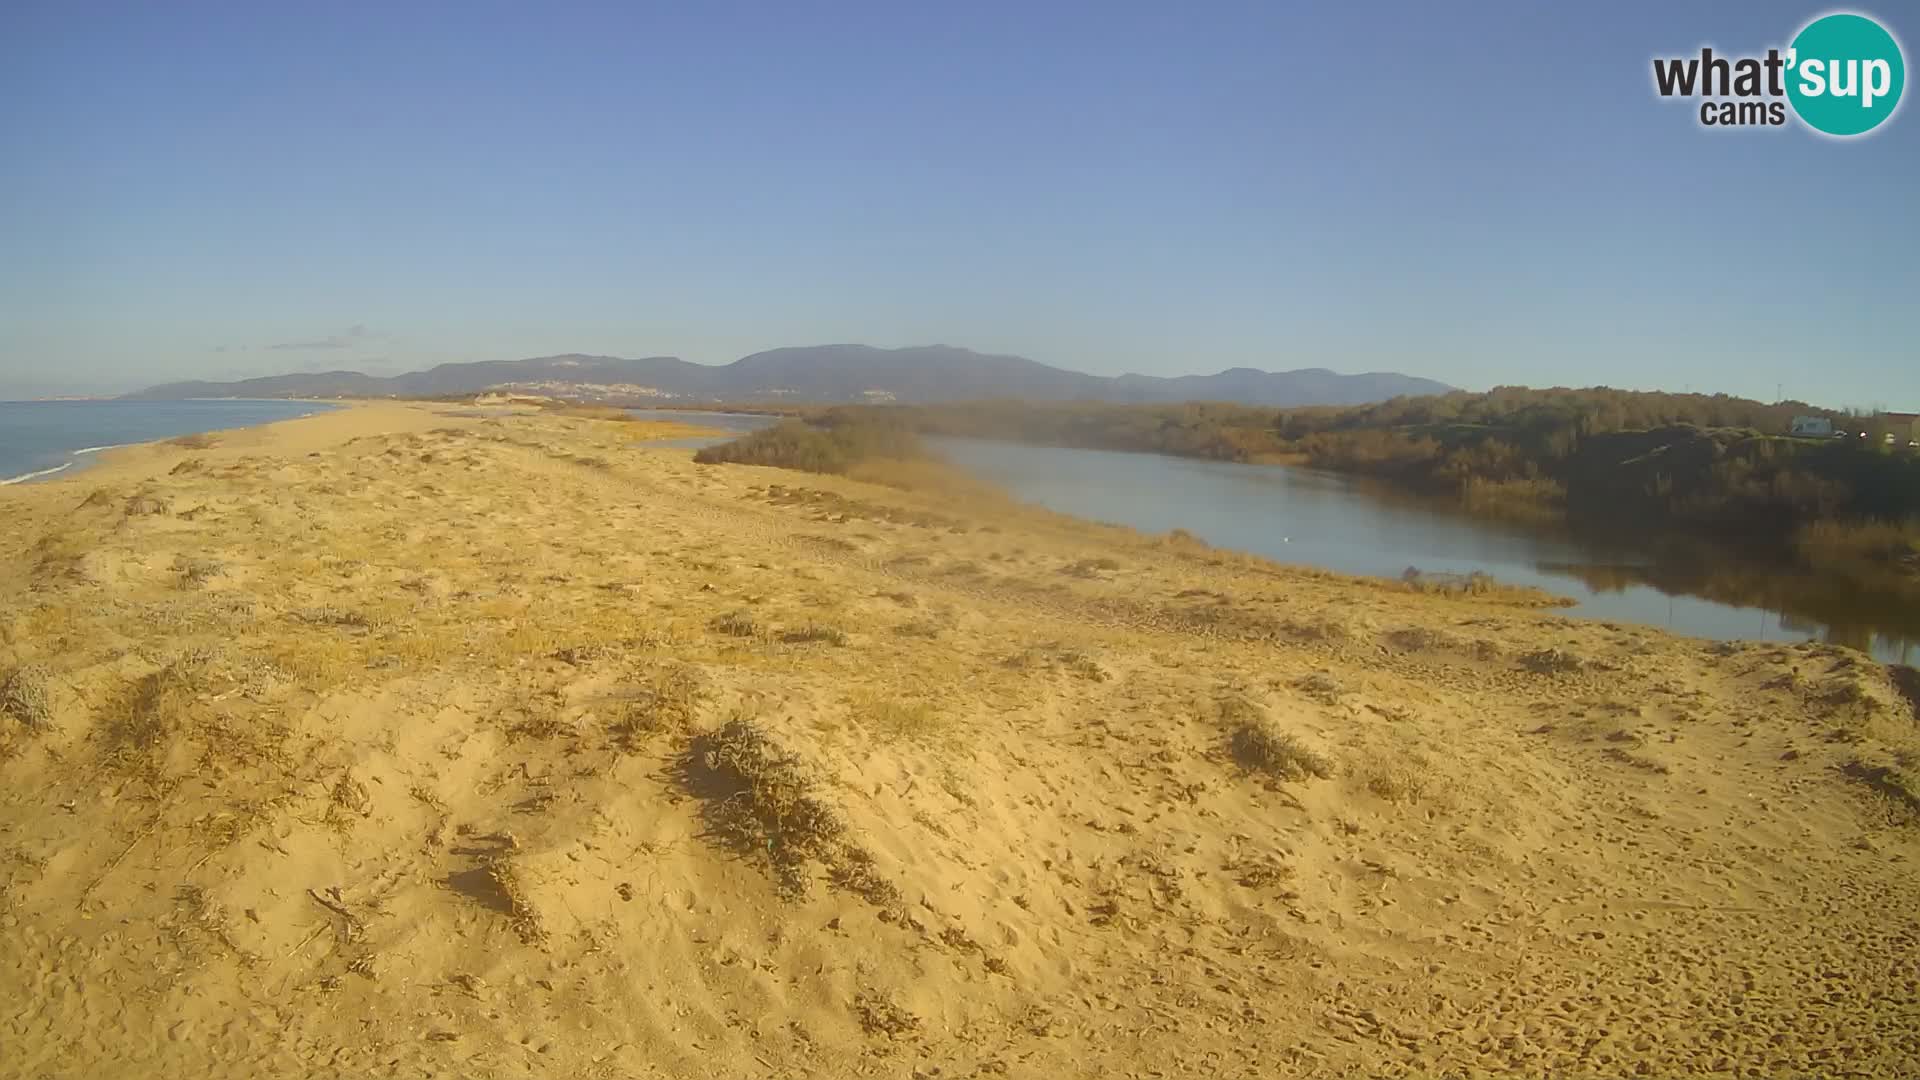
[1225,853,1294,890]
[798,533,860,553]
[1888,665,1919,720]
[853,990,923,1039]
[328,769,374,824]
[291,607,375,630]
[104,661,204,764]
[375,625,465,671]
[503,702,574,741]
[1005,645,1109,682]
[486,858,548,944]
[1819,677,1878,709]
[1813,676,1903,744]
[170,884,259,965]
[1217,695,1264,728]
[851,692,942,741]
[780,623,849,646]
[497,621,558,661]
[709,611,761,639]
[1520,648,1585,675]
[1158,528,1210,550]
[272,636,364,687]
[188,708,294,774]
[174,556,227,589]
[169,432,220,450]
[1294,671,1344,701]
[689,718,844,893]
[1058,649,1106,681]
[827,845,904,907]
[1279,616,1354,644]
[1385,626,1462,653]
[0,664,55,735]
[609,666,706,750]
[1061,556,1122,579]
[1225,700,1334,781]
[682,717,893,901]
[1601,746,1672,774]
[187,793,290,855]
[1363,762,1432,804]
[29,527,95,582]
[1400,566,1572,607]
[1842,759,1920,818]
[445,852,549,945]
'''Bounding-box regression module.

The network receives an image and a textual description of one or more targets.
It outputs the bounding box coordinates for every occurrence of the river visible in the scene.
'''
[633,411,1918,664]
[935,438,1919,665]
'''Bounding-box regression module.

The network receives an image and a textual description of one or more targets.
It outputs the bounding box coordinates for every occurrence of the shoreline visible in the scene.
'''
[712,428,1919,660]
[0,461,75,486]
[0,397,732,490]
[0,398,349,487]
[2,403,1916,1077]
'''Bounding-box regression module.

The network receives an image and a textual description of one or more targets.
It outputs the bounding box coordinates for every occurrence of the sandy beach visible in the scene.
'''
[2,401,1916,1078]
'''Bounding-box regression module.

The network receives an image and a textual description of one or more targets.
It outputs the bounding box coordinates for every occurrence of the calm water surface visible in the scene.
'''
[0,399,338,485]
[634,415,1916,663]
[933,438,1919,664]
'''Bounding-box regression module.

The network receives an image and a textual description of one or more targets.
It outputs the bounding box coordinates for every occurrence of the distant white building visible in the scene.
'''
[1789,416,1834,437]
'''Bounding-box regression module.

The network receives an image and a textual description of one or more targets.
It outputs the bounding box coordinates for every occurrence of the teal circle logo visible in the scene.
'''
[1786,13,1905,136]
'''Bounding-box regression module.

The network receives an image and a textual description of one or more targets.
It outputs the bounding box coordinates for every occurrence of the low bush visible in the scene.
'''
[685,718,847,896]
[694,419,926,475]
[1224,699,1334,781]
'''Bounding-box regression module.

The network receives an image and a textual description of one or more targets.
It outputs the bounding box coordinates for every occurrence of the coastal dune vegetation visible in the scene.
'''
[780,389,1920,596]
[2,401,1918,1076]
[692,416,925,474]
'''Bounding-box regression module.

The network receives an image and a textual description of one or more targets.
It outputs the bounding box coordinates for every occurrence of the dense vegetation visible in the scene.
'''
[692,417,926,475]
[802,390,1920,592]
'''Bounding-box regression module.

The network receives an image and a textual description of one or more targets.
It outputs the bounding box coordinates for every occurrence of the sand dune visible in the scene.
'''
[2,402,1916,1078]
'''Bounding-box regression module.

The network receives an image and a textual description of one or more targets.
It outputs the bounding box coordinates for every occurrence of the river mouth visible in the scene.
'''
[928,436,1919,664]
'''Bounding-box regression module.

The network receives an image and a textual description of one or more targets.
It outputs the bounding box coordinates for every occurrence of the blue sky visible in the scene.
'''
[1,0,1914,405]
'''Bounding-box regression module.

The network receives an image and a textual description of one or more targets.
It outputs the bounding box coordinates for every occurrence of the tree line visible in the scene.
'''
[780,389,1919,592]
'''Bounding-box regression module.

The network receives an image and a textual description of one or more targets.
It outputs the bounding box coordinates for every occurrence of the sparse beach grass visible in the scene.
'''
[0,400,1915,1079]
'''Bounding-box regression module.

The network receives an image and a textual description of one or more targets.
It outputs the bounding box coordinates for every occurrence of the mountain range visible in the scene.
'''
[127,345,1453,407]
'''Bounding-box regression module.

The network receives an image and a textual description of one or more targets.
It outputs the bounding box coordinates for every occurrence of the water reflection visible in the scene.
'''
[1538,553,1920,663]
[930,437,1918,663]
[639,422,1916,662]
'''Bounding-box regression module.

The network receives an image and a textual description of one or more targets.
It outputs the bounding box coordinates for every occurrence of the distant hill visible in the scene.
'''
[127,345,1453,407]
[1110,366,1454,407]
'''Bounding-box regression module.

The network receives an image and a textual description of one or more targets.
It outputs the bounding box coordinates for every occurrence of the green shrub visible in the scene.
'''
[693,419,926,475]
